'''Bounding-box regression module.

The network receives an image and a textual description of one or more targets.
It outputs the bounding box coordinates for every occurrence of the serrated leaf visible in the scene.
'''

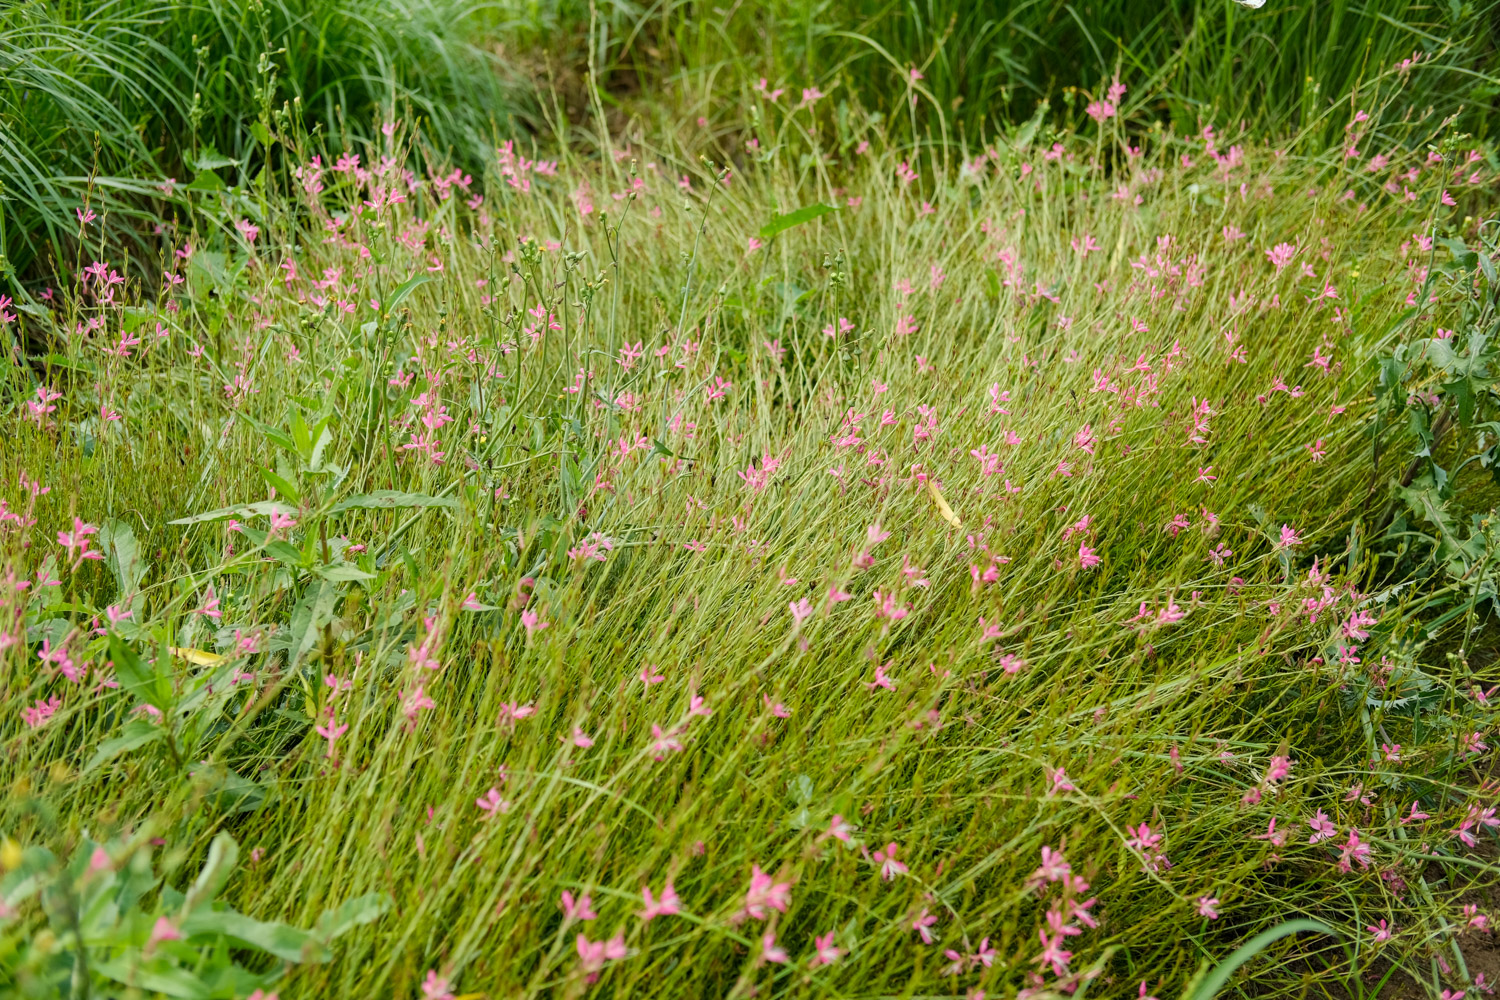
[291,581,338,665]
[191,146,240,171]
[185,170,226,193]
[759,203,837,241]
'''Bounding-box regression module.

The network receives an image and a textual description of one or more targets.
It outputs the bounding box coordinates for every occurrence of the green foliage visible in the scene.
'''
[0,831,389,998]
[595,0,1500,141]
[2,18,1500,998]
[0,0,534,277]
[1376,220,1500,603]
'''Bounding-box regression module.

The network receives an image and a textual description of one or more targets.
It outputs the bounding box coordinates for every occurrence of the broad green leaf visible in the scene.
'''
[265,539,305,567]
[102,518,147,598]
[314,562,376,582]
[1010,99,1049,150]
[184,170,226,192]
[179,908,329,963]
[94,957,212,998]
[84,720,164,773]
[191,146,240,171]
[198,769,271,815]
[308,422,334,471]
[183,832,238,912]
[329,490,460,513]
[315,891,392,941]
[291,581,339,665]
[758,203,837,241]
[290,409,313,459]
[388,272,436,309]
[109,634,170,711]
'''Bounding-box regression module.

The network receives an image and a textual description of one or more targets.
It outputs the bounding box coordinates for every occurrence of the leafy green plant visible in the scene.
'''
[0,831,389,998]
[1376,219,1500,604]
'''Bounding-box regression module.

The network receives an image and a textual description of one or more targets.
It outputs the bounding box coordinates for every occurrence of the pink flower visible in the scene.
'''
[1266,242,1298,273]
[1337,828,1372,871]
[1197,896,1220,920]
[420,971,455,1000]
[826,815,855,843]
[475,787,510,815]
[1307,809,1336,844]
[1277,524,1303,549]
[1034,929,1073,976]
[1086,100,1117,123]
[649,723,683,759]
[195,586,222,620]
[743,865,792,920]
[1263,755,1293,784]
[560,890,597,922]
[575,931,626,974]
[314,717,349,760]
[147,916,182,950]
[872,842,908,880]
[912,908,938,944]
[638,881,681,921]
[759,930,788,965]
[520,609,549,637]
[1078,542,1101,569]
[810,931,842,966]
[22,696,61,729]
[1367,918,1392,943]
[1031,845,1071,884]
[497,702,536,729]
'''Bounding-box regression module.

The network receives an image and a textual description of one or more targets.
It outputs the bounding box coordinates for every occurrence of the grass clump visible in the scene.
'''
[2,56,1500,1000]
[0,0,533,278]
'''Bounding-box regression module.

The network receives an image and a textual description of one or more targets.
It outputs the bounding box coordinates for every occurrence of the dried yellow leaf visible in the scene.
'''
[169,646,227,667]
[926,479,961,529]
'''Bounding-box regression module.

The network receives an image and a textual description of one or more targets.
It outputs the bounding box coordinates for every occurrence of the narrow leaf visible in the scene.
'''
[1189,919,1337,1000]
[388,273,436,309]
[759,203,837,241]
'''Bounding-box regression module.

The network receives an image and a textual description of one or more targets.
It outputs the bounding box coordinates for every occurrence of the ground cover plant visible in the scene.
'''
[4,3,1500,999]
